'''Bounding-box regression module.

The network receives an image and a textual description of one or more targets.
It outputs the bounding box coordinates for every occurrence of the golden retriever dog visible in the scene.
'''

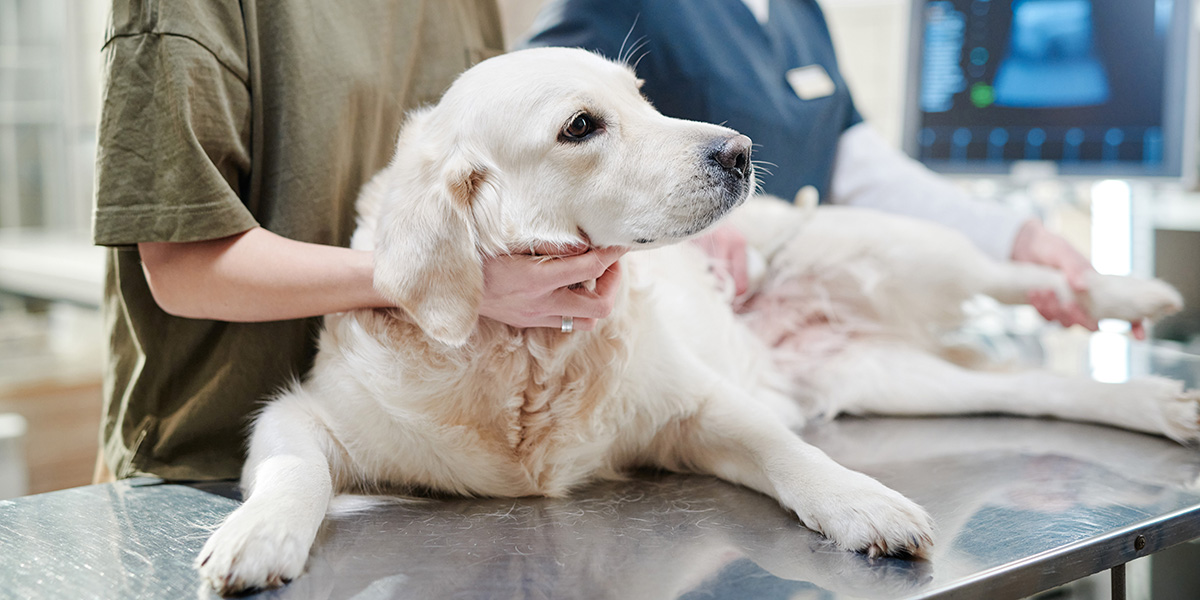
[197,47,1190,594]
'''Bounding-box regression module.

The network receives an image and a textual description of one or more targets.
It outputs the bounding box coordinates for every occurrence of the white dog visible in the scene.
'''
[197,47,1192,594]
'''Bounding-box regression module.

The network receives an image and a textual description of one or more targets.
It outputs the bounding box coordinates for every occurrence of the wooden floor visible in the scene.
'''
[0,298,105,495]
[0,379,102,494]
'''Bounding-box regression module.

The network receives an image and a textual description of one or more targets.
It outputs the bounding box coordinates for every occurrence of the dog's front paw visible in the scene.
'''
[1086,274,1184,322]
[786,470,935,559]
[196,503,316,595]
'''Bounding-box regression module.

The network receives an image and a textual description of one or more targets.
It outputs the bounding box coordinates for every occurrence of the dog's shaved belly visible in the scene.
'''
[314,311,637,497]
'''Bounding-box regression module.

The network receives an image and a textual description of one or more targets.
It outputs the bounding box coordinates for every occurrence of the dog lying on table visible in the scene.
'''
[197,47,1190,594]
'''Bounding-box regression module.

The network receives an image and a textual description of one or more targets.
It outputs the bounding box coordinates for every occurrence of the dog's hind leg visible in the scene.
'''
[803,341,1200,445]
[980,261,1183,323]
[750,206,1182,330]
[649,380,935,558]
[197,394,336,595]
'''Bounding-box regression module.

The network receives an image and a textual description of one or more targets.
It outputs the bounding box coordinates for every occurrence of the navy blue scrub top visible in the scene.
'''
[524,0,863,203]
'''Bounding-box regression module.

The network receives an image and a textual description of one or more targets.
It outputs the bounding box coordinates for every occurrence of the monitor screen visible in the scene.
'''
[902,0,1197,180]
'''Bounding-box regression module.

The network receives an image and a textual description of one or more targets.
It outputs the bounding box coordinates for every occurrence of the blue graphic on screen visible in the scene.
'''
[909,0,1182,177]
[993,0,1110,107]
[920,3,967,112]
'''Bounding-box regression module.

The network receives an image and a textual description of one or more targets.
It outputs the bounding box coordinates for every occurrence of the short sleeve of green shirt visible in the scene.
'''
[93,29,258,246]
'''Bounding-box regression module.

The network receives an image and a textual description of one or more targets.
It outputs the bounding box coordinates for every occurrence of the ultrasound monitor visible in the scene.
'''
[902,0,1197,180]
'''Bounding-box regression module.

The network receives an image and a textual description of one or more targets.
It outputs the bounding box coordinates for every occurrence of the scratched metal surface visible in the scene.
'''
[2,342,1200,599]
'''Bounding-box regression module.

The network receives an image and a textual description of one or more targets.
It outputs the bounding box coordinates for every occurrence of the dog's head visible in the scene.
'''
[369,47,754,345]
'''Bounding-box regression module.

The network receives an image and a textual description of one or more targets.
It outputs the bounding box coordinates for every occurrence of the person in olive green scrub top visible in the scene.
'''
[92,0,624,482]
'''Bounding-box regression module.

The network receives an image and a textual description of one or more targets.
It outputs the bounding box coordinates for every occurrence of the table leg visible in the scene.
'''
[1112,562,1127,600]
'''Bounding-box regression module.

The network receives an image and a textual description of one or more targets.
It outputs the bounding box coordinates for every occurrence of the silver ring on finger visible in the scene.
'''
[561,316,574,333]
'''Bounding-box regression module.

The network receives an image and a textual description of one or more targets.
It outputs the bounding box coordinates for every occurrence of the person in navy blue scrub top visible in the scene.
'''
[523,0,1131,335]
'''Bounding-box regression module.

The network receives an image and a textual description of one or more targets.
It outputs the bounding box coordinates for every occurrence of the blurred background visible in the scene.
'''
[0,0,107,499]
[0,0,1197,503]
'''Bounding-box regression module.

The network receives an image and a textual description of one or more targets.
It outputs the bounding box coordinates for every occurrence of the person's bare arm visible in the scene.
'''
[139,227,625,330]
[139,227,384,321]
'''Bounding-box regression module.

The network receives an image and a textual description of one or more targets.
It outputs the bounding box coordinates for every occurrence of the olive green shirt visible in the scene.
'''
[93,0,502,480]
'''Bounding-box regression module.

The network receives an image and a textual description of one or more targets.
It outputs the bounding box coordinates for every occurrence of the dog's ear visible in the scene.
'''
[373,121,489,347]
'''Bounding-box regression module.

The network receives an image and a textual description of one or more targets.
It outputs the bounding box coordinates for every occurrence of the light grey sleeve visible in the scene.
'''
[828,123,1031,260]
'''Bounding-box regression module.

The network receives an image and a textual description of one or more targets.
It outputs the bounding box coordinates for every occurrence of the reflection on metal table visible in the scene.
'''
[3,338,1199,599]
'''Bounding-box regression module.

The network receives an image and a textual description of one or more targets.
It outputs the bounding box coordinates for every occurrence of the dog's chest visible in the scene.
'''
[475,327,633,488]
[353,315,636,495]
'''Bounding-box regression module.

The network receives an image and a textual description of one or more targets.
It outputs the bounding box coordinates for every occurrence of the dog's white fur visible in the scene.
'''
[197,48,1194,594]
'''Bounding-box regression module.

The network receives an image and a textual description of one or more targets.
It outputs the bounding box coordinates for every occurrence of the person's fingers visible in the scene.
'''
[547,285,617,320]
[1013,220,1094,294]
[570,317,597,332]
[536,264,621,321]
[591,260,622,302]
[1064,303,1098,331]
[590,246,628,268]
[1028,290,1062,323]
[525,314,598,331]
[541,262,622,324]
[1132,321,1147,340]
[1064,265,1091,293]
[1029,288,1102,330]
[539,246,627,287]
[1055,251,1093,293]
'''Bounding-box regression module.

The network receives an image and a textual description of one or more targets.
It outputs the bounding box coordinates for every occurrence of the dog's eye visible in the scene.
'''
[561,113,599,141]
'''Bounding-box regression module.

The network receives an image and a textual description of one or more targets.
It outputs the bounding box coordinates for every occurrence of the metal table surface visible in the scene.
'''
[4,337,1200,599]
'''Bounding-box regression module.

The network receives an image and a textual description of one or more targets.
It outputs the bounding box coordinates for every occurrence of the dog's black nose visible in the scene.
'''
[710,135,752,180]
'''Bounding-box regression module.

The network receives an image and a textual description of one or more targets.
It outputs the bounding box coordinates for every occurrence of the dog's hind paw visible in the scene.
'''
[196,503,315,595]
[1160,384,1200,447]
[787,470,935,559]
[1086,274,1184,323]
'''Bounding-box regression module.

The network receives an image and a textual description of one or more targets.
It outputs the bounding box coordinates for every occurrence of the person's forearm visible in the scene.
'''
[829,124,1028,260]
[139,227,388,322]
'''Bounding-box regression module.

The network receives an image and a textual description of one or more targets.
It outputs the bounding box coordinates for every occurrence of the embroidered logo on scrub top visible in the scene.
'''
[786,65,836,100]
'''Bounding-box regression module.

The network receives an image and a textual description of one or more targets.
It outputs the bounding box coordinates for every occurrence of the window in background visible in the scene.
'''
[0,0,103,233]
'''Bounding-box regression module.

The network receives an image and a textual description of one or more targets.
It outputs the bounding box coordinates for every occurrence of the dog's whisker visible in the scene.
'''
[630,47,652,73]
[623,38,650,68]
[628,39,648,64]
[617,16,643,64]
[623,37,650,66]
[750,162,775,178]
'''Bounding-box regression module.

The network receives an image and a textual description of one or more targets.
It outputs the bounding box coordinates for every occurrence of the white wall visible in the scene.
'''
[820,0,912,148]
[497,0,547,48]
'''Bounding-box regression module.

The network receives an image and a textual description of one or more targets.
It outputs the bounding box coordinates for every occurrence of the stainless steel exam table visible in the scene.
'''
[4,337,1200,599]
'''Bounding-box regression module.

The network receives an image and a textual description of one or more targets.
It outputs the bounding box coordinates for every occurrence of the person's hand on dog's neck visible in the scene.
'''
[478,245,626,332]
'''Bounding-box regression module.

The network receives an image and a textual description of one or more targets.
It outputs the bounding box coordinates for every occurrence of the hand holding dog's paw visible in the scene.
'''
[196,503,315,595]
[787,469,935,559]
